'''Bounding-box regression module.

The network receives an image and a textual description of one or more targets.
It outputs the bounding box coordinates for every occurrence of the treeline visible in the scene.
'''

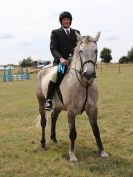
[100,47,133,64]
[18,47,133,66]
[19,57,33,67]
[119,48,133,63]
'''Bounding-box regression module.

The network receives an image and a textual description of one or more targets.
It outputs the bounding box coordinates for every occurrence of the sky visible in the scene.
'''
[0,0,133,65]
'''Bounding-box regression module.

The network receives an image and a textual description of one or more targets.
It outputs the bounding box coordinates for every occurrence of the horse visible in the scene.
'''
[36,32,109,162]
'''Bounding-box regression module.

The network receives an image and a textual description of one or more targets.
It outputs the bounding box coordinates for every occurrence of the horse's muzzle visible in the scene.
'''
[83,71,96,80]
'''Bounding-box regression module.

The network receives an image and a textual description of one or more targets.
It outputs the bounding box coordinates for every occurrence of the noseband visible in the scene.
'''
[80,57,97,78]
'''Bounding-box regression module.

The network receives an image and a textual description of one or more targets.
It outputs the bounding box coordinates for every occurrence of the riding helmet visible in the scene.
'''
[59,11,72,24]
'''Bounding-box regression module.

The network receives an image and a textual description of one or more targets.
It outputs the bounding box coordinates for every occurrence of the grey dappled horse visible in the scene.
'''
[36,32,109,162]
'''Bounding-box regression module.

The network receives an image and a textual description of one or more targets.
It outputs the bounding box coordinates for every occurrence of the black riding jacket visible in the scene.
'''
[50,27,80,65]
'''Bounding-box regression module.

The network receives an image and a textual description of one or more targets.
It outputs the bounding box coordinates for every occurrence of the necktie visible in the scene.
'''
[66,29,70,37]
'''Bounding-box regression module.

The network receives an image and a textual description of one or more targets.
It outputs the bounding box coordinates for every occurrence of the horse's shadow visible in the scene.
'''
[77,147,132,177]
[46,140,133,177]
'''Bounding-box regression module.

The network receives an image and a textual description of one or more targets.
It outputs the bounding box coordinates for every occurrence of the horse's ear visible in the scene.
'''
[75,31,82,42]
[94,31,101,42]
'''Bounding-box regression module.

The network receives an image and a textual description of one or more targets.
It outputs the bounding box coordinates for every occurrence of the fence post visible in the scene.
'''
[8,67,13,81]
[3,66,7,82]
[26,67,30,80]
[21,67,24,80]
[101,65,102,73]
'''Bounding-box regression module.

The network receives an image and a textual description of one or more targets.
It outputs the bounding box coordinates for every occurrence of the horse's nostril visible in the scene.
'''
[83,72,86,76]
[83,72,88,77]
[84,71,96,79]
[93,72,96,78]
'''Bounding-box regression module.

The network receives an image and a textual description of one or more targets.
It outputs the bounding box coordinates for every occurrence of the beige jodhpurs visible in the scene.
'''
[50,56,72,83]
[51,66,58,83]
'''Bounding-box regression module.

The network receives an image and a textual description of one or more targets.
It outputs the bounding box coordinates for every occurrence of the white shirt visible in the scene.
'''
[62,27,70,34]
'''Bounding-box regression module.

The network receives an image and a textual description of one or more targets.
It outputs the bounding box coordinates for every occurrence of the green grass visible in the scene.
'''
[0,64,133,177]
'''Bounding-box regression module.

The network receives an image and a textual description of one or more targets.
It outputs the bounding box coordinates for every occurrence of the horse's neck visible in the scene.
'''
[61,54,83,89]
[60,46,84,89]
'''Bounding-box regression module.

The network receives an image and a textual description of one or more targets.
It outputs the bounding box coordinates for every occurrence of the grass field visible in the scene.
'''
[0,64,133,177]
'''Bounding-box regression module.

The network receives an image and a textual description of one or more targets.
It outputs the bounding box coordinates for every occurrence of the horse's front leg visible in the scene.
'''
[86,106,109,158]
[68,111,78,162]
[50,108,61,143]
[37,96,46,149]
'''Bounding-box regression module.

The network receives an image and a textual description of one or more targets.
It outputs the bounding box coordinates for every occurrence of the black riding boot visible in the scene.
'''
[45,80,56,110]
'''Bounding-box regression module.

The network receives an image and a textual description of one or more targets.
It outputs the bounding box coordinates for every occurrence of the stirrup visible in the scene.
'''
[45,99,53,111]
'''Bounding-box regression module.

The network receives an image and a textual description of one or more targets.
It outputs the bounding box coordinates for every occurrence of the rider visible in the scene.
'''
[45,11,80,110]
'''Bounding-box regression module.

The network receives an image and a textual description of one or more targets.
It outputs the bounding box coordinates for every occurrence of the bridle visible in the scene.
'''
[74,41,97,88]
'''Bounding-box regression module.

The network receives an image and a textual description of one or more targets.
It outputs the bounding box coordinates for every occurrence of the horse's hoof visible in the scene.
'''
[51,137,58,143]
[41,145,46,149]
[101,150,109,158]
[53,139,58,143]
[69,153,78,162]
[41,143,46,149]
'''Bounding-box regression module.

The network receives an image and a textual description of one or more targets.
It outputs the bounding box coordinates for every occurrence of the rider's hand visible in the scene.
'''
[60,58,68,65]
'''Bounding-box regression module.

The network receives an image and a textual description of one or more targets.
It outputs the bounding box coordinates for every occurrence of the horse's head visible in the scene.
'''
[75,32,101,82]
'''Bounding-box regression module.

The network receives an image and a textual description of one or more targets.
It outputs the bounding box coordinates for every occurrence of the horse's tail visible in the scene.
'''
[34,114,49,129]
[34,114,41,128]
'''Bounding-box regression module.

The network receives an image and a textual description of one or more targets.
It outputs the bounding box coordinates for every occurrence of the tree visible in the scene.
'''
[100,48,112,63]
[127,47,133,63]
[20,57,33,67]
[119,56,129,64]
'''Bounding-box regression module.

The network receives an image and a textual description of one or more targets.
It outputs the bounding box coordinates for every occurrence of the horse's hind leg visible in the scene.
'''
[68,111,78,162]
[38,96,46,149]
[50,109,61,143]
[86,106,109,158]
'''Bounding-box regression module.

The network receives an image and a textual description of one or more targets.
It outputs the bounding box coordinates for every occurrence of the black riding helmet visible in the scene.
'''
[59,11,72,25]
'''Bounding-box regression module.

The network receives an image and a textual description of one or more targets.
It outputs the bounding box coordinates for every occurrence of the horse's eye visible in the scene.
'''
[95,49,98,53]
[79,50,83,54]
